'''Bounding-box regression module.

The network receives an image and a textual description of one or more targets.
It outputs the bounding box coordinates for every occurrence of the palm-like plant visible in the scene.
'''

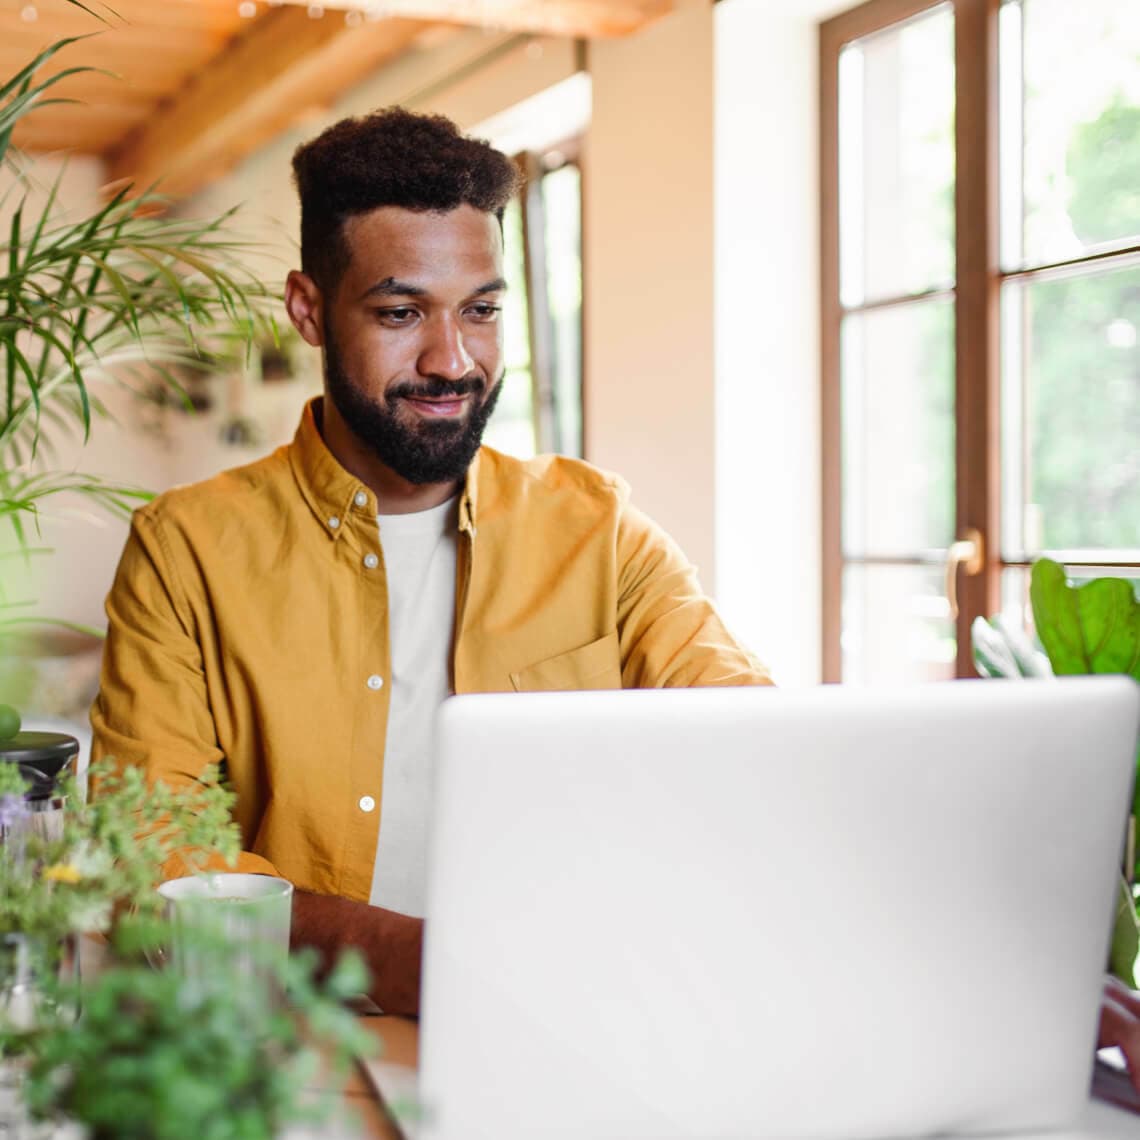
[0,26,275,627]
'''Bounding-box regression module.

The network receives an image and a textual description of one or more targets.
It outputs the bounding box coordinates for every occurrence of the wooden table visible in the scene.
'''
[333,1016,419,1140]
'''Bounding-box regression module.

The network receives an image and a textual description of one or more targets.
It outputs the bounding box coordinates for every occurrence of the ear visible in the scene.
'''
[284,270,325,347]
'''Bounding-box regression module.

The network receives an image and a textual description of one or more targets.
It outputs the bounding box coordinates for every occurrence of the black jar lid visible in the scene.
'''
[0,732,79,801]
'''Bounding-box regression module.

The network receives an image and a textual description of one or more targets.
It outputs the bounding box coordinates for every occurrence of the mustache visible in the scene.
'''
[388,376,484,400]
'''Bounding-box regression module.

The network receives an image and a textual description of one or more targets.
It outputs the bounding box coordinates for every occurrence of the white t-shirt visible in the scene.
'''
[368,495,458,918]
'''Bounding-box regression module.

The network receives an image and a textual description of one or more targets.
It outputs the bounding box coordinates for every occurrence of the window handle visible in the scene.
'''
[945,526,985,620]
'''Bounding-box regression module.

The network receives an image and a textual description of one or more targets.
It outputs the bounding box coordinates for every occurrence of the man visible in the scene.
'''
[92,108,1140,1090]
[91,108,770,1018]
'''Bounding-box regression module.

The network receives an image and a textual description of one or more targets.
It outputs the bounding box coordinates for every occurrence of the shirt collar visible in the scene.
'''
[289,396,481,540]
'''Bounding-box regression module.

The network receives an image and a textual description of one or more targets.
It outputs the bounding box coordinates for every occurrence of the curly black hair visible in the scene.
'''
[291,106,522,292]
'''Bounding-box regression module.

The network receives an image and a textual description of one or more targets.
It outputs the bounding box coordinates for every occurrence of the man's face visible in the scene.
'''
[318,204,506,486]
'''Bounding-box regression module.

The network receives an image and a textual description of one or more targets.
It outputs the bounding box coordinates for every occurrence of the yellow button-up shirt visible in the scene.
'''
[91,399,771,899]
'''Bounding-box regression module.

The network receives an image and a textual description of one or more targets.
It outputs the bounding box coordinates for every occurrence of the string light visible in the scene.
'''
[20,5,38,22]
[238,1,257,17]
[344,8,363,25]
[307,3,324,16]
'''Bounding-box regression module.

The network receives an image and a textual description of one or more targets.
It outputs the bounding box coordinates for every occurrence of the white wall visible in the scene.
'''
[713,0,849,686]
[584,5,717,587]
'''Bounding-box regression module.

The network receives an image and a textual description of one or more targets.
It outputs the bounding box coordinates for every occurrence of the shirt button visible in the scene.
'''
[366,674,384,691]
[327,516,340,529]
[358,796,376,813]
[354,491,368,508]
[363,553,379,569]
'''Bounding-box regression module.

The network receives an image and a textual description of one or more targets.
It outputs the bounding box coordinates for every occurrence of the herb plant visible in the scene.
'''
[0,758,240,945]
[20,935,375,1140]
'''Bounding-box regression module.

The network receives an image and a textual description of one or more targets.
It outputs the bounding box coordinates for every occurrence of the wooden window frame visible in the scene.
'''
[819,0,1003,682]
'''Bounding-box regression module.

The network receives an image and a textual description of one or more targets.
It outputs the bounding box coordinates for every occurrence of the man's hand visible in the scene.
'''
[291,888,423,1016]
[1099,975,1140,1093]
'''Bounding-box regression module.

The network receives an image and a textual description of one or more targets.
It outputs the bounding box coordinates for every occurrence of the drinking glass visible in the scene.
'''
[155,872,293,999]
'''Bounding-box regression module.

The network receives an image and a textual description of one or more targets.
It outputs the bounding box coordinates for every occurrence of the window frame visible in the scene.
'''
[819,0,1140,682]
[514,139,584,457]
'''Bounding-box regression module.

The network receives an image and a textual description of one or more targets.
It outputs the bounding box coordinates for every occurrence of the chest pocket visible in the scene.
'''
[509,631,622,692]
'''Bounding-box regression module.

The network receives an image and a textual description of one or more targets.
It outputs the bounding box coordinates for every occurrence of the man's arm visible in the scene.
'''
[92,509,278,878]
[292,890,423,1016]
[615,501,772,688]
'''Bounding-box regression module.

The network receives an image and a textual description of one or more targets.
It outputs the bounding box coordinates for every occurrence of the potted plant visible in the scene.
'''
[0,12,275,724]
[972,557,1140,985]
[0,756,377,1140]
[19,932,374,1140]
[0,757,241,1032]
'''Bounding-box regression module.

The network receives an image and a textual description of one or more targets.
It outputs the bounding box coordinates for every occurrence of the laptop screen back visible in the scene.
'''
[420,678,1139,1140]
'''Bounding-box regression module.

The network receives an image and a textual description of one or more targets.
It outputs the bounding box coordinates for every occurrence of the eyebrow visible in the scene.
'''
[359,276,508,301]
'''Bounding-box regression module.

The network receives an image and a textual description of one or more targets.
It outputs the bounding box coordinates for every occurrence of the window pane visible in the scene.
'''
[842,564,955,684]
[1017,0,1140,266]
[485,198,537,458]
[1002,263,1140,558]
[542,163,583,457]
[838,3,955,306]
[998,565,1033,640]
[842,299,955,558]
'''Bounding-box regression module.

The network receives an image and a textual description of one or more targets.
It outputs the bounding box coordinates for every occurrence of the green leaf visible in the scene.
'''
[1030,558,1140,872]
[970,615,1051,679]
[1029,558,1140,681]
[1110,875,1139,987]
[971,616,1020,678]
[0,37,95,107]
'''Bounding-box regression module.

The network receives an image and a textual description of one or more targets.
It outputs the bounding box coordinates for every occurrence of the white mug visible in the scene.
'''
[155,872,293,997]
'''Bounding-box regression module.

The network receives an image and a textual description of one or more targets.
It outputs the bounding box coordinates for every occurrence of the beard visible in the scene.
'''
[323,326,503,486]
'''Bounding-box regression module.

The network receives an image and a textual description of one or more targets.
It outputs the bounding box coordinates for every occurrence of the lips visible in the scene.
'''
[401,395,470,417]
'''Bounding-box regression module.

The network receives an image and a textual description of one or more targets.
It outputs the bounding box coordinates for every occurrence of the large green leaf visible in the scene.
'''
[1029,558,1140,681]
[1031,558,1140,876]
[1110,875,1139,987]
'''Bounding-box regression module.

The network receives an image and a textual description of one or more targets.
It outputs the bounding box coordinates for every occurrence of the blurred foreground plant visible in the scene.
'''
[15,918,374,1140]
[0,758,240,946]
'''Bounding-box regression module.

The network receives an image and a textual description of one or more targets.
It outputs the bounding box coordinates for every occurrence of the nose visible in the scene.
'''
[418,314,475,381]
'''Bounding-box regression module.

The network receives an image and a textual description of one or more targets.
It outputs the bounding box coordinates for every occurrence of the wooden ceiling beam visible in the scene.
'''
[103,7,432,199]
[269,0,672,38]
[13,107,149,157]
[0,24,230,52]
[10,3,244,34]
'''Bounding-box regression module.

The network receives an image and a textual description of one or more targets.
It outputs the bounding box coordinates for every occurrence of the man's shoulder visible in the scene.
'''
[476,446,630,510]
[134,445,292,531]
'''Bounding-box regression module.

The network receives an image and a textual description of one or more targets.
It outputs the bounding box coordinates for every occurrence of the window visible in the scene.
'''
[483,143,583,459]
[820,0,1140,683]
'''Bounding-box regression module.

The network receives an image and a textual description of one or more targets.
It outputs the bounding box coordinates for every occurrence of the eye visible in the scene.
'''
[466,302,502,322]
[376,306,419,326]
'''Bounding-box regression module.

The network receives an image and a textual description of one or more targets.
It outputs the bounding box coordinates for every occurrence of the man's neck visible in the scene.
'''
[318,398,464,515]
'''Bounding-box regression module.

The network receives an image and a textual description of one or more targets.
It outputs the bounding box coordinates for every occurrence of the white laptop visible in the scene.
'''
[411,677,1139,1140]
